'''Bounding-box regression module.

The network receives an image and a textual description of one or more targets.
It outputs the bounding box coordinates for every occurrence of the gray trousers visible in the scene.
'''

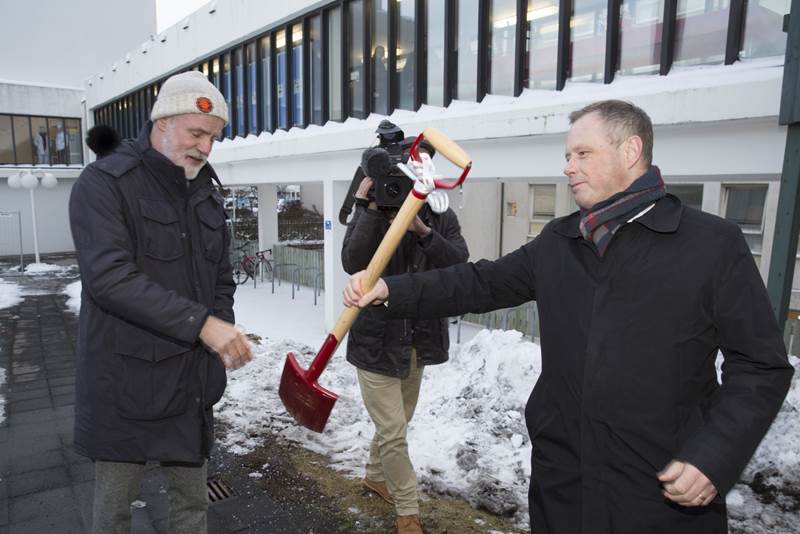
[93,460,208,534]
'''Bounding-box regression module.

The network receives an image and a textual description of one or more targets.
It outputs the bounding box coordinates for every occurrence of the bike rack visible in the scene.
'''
[259,259,274,283]
[291,267,321,301]
[272,263,297,294]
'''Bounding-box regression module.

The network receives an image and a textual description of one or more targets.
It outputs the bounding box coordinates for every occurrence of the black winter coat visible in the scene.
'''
[384,194,793,534]
[342,203,468,377]
[68,124,233,463]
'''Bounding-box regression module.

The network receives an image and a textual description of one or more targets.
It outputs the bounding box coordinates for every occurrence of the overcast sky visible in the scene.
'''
[156,0,210,33]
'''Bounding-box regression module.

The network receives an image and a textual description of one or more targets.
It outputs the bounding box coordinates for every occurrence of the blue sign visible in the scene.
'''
[324,220,332,230]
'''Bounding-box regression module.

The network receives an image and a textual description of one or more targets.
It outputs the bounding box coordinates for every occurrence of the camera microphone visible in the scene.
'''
[361,147,392,179]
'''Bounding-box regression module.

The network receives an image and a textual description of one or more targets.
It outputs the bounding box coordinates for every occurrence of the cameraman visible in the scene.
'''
[341,141,468,534]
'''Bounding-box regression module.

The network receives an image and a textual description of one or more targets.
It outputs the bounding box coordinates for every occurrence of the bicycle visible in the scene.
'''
[232,245,272,286]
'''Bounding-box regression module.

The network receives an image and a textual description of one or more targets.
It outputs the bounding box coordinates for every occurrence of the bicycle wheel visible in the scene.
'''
[233,263,249,285]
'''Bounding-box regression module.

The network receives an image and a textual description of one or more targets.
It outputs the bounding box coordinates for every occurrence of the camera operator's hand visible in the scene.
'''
[355,177,374,200]
[343,270,389,308]
[409,215,432,238]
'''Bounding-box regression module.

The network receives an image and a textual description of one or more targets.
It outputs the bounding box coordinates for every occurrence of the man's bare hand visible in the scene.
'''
[409,215,432,238]
[658,460,718,507]
[355,177,374,200]
[343,271,389,308]
[198,315,253,370]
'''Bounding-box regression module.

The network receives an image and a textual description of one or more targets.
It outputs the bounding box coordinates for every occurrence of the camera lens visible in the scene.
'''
[385,182,401,198]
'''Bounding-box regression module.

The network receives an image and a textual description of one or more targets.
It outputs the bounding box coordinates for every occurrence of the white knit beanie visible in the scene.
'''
[150,71,228,125]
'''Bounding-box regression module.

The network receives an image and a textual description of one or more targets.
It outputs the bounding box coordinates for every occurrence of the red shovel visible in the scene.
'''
[278,127,472,432]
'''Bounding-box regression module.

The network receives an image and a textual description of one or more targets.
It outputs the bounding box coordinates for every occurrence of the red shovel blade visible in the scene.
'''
[278,335,339,433]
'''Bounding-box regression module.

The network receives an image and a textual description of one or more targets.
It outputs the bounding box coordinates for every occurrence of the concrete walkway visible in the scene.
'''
[0,267,343,533]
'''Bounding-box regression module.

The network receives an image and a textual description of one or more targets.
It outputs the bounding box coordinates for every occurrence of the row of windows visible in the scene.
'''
[0,115,83,166]
[527,182,768,259]
[94,0,789,140]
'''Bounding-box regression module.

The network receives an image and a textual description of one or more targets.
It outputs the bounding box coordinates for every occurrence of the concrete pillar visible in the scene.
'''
[323,179,352,332]
[257,184,279,251]
[701,182,722,216]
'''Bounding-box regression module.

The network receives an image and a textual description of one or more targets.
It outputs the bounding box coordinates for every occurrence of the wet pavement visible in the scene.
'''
[0,258,344,533]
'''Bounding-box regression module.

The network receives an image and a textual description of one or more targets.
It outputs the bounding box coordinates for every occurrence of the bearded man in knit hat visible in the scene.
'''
[345,100,793,534]
[69,71,252,533]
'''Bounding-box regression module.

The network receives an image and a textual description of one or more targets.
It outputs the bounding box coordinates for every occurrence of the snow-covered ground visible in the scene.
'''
[0,367,6,425]
[61,279,800,531]
[1,280,22,425]
[0,281,22,310]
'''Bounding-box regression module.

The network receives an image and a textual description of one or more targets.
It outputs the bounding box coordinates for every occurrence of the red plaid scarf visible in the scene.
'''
[579,166,666,257]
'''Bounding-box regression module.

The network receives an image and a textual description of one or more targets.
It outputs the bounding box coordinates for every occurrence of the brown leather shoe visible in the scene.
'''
[362,477,394,504]
[396,514,423,534]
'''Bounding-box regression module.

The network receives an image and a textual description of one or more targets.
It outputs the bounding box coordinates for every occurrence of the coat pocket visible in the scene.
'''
[114,321,192,420]
[204,350,227,408]
[196,200,226,263]
[139,198,184,261]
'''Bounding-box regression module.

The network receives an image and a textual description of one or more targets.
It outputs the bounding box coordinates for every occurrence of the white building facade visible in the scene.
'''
[0,0,156,256]
[79,0,789,328]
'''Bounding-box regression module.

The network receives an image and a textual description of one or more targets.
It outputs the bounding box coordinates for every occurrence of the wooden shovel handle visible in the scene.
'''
[422,127,471,169]
[330,192,427,342]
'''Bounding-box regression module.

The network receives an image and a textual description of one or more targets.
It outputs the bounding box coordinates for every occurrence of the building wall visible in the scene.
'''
[0,84,84,118]
[1,0,156,88]
[0,177,77,256]
[85,0,321,107]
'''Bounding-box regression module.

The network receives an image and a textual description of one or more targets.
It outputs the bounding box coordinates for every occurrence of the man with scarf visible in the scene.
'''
[343,100,793,533]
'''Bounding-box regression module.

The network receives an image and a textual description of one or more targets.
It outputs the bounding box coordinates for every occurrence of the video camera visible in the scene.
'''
[360,120,412,209]
[338,120,436,224]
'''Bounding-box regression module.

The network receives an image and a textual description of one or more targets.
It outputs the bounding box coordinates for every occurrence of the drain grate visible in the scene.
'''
[207,477,236,503]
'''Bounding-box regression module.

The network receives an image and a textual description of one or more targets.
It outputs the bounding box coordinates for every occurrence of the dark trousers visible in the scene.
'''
[92,460,207,534]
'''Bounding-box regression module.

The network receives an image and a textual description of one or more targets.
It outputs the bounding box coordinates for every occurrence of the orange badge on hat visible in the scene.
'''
[196,97,214,114]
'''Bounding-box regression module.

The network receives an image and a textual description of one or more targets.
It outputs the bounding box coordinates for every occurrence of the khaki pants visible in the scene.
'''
[93,460,208,534]
[357,349,424,516]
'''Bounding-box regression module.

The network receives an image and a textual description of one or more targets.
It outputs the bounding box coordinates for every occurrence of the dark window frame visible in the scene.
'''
[93,0,755,136]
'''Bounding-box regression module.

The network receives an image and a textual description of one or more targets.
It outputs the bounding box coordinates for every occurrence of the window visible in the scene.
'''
[13,116,33,165]
[235,47,246,137]
[673,0,729,67]
[276,29,288,129]
[247,42,258,135]
[526,0,559,89]
[291,23,304,126]
[619,0,665,75]
[490,0,517,96]
[48,119,67,164]
[259,36,273,131]
[426,1,446,106]
[328,7,343,121]
[30,117,49,165]
[396,0,416,110]
[571,0,607,82]
[309,15,324,125]
[1,114,81,165]
[222,53,233,138]
[723,184,767,261]
[667,184,703,211]
[349,0,366,119]
[372,0,390,115]
[0,115,13,164]
[454,0,480,101]
[65,119,82,165]
[529,185,557,238]
[212,57,221,90]
[741,0,790,60]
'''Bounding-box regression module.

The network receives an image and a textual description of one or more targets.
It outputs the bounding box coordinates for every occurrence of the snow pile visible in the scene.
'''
[64,280,82,315]
[24,263,66,274]
[0,281,22,309]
